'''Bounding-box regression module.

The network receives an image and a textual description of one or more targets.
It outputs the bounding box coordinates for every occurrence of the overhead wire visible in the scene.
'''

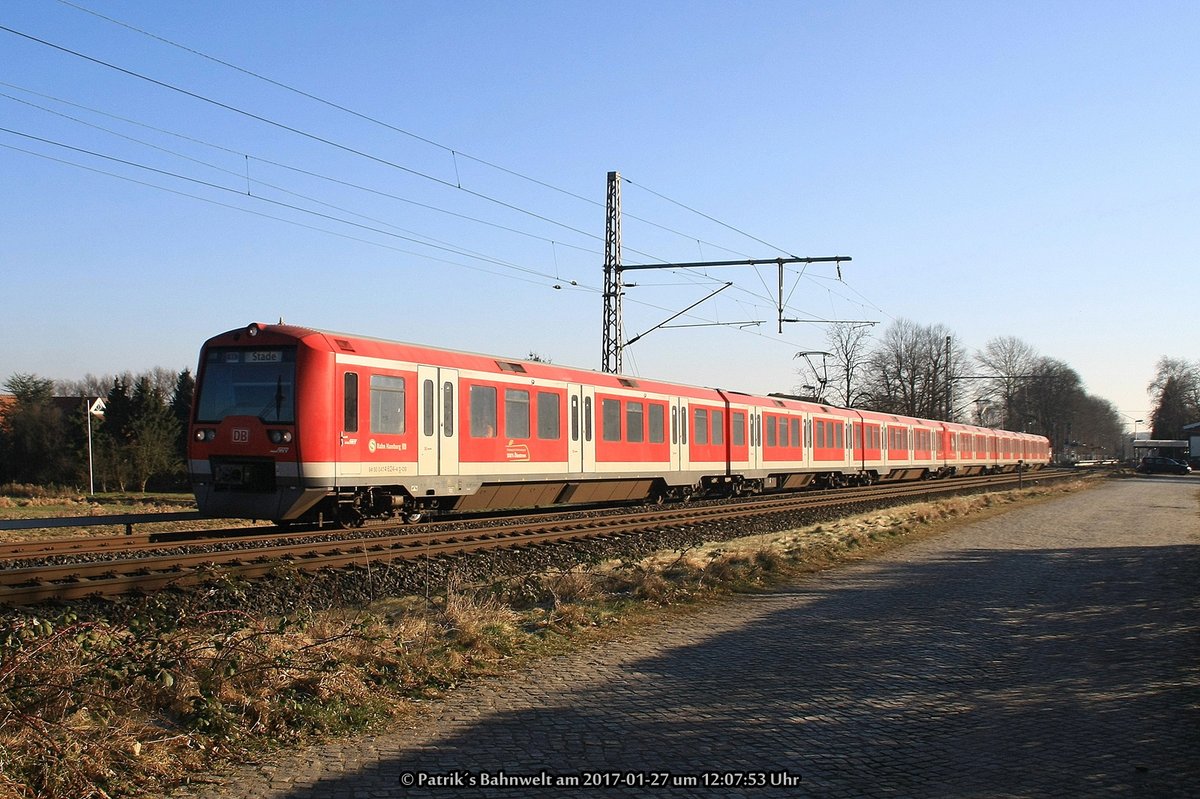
[0,125,569,284]
[0,140,561,289]
[8,9,881,354]
[0,84,604,260]
[48,1,771,265]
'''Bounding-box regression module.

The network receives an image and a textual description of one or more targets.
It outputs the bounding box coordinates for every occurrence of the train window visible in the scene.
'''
[343,373,358,432]
[732,412,745,447]
[781,417,790,448]
[766,415,777,447]
[196,346,297,423]
[442,382,454,437]
[469,385,496,438]
[816,420,825,449]
[790,418,800,448]
[570,395,579,441]
[505,389,530,439]
[369,375,406,435]
[671,406,678,445]
[693,409,709,445]
[602,399,622,442]
[712,410,724,446]
[423,380,435,437]
[584,397,593,441]
[681,406,687,444]
[626,402,644,443]
[649,403,665,444]
[537,392,560,440]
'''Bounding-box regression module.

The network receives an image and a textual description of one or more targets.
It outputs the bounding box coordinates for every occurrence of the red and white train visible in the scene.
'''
[188,323,1050,525]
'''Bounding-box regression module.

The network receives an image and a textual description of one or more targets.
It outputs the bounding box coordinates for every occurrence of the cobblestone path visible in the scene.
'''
[178,477,1200,798]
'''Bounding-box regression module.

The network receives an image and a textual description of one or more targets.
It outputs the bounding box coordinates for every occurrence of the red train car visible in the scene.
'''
[188,323,1050,524]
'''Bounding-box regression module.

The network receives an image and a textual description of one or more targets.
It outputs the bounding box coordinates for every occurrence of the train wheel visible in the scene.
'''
[335,506,365,528]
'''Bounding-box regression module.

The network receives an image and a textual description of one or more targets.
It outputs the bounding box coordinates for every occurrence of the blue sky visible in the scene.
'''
[2,1,1195,428]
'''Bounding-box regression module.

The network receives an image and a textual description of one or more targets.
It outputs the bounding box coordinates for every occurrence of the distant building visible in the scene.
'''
[1184,421,1200,458]
[1132,439,1189,461]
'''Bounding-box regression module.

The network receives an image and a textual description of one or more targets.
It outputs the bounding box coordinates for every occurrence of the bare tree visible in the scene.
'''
[975,336,1040,430]
[822,322,874,407]
[862,319,965,420]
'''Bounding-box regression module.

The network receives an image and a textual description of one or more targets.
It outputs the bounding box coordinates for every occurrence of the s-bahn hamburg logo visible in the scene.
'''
[232,428,249,443]
[368,439,377,453]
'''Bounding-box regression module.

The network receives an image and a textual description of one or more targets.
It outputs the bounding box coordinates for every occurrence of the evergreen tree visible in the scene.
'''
[0,374,73,485]
[170,369,195,462]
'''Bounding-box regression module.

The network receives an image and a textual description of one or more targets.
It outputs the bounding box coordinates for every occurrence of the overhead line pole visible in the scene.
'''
[601,171,623,374]
[601,173,853,373]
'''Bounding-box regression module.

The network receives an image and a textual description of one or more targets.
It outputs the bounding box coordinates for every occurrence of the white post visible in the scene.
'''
[86,397,95,496]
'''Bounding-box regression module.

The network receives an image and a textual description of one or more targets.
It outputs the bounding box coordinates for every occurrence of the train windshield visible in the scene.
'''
[194,346,297,423]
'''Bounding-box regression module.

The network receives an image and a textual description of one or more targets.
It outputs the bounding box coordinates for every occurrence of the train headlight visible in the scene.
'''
[268,430,294,444]
[194,429,216,442]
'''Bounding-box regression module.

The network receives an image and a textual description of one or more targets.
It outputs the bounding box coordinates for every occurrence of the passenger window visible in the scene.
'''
[712,410,723,445]
[442,381,454,437]
[571,395,579,441]
[602,398,622,442]
[584,397,593,441]
[505,389,530,439]
[343,372,358,432]
[767,416,777,447]
[649,403,665,444]
[693,408,709,445]
[422,379,434,436]
[369,375,405,435]
[626,401,644,443]
[469,384,496,438]
[732,412,745,447]
[537,391,560,439]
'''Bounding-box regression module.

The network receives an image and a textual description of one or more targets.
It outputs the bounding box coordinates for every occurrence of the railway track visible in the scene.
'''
[0,470,1077,606]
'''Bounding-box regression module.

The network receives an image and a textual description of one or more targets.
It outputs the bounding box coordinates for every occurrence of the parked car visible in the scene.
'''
[1136,456,1192,475]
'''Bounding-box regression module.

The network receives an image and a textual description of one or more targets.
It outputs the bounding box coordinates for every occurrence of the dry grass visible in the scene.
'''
[0,477,1093,798]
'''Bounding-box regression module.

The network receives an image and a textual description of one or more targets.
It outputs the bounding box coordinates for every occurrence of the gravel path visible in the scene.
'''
[177,476,1200,798]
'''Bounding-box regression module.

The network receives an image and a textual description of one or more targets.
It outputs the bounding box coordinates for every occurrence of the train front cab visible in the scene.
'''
[189,326,323,520]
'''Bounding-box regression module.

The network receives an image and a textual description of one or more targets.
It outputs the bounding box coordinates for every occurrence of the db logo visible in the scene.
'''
[232,428,250,443]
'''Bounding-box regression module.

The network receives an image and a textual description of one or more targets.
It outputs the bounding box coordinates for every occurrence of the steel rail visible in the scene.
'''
[0,470,1076,605]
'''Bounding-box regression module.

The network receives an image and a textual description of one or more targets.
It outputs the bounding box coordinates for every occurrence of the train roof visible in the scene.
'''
[204,323,1048,443]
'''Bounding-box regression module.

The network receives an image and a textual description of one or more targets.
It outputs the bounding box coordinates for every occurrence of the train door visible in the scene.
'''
[674,399,690,474]
[578,386,596,473]
[567,384,594,474]
[336,368,363,485]
[417,366,460,477]
[670,397,684,473]
[748,408,761,472]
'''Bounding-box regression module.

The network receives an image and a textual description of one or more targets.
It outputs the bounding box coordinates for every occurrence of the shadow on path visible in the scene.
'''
[269,542,1200,798]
